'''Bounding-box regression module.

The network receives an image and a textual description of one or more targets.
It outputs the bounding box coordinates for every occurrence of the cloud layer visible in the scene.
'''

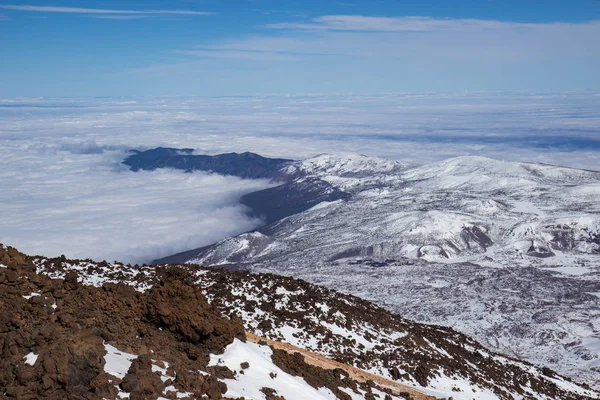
[0,93,599,263]
[0,143,270,263]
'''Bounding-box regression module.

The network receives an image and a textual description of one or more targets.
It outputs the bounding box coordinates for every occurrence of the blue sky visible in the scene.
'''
[1,0,600,96]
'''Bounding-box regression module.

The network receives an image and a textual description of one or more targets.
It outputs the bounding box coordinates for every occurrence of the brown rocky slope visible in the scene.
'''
[3,244,599,399]
[0,246,245,399]
[1,245,431,400]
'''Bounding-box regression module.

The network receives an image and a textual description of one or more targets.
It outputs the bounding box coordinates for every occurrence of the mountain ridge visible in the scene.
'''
[123,147,294,180]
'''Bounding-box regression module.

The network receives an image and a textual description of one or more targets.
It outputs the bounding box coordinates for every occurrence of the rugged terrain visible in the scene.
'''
[1,245,442,400]
[136,150,600,387]
[2,244,594,399]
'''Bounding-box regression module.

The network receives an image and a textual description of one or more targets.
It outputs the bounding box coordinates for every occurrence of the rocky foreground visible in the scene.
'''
[0,246,434,400]
[1,244,598,399]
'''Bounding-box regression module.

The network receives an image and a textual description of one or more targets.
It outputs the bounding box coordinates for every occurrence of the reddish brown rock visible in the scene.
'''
[120,354,164,400]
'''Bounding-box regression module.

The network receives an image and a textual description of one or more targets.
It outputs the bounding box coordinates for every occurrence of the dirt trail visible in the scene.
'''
[246,332,437,400]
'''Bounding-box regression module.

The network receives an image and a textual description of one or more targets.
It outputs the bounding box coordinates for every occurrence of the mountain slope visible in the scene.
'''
[403,156,600,189]
[161,154,600,386]
[16,245,597,399]
[0,245,430,400]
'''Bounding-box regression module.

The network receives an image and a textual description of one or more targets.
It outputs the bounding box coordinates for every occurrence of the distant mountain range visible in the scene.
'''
[123,147,293,180]
[124,148,600,388]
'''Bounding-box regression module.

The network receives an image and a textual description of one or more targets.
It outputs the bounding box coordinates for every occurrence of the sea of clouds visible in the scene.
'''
[1,92,599,263]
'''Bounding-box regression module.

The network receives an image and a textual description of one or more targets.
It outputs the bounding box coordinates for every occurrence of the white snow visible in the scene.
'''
[275,286,303,296]
[319,321,375,350]
[22,292,41,300]
[511,200,545,216]
[208,339,338,400]
[424,373,503,400]
[315,302,331,313]
[151,361,174,382]
[338,386,365,400]
[278,325,303,344]
[23,352,38,366]
[545,375,597,398]
[308,200,343,212]
[103,343,136,380]
[541,265,593,276]
[288,153,405,178]
[162,385,193,398]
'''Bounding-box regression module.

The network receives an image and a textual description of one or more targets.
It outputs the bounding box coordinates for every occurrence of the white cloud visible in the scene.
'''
[169,16,600,68]
[267,15,503,31]
[0,5,212,16]
[175,49,294,61]
[88,15,149,20]
[0,93,599,263]
[267,15,599,32]
[0,143,271,263]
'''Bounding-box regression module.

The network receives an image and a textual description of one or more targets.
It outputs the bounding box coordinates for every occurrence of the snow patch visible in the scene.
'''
[103,343,136,380]
[23,352,38,366]
[208,339,338,400]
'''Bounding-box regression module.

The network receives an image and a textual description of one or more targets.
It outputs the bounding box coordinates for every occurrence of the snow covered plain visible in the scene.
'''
[181,154,600,387]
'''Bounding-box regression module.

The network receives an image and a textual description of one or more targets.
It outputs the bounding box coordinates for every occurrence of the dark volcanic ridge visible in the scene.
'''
[122,148,293,180]
[4,244,596,400]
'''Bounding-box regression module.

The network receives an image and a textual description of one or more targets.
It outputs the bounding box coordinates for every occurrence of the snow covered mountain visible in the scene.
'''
[155,153,600,387]
[4,244,596,400]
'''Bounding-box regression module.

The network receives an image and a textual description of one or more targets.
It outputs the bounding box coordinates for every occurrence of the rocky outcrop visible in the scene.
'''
[0,245,243,399]
[119,355,164,400]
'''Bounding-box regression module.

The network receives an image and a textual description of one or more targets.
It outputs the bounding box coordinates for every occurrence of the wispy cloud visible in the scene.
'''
[173,16,600,64]
[120,13,600,94]
[88,15,148,20]
[176,42,337,61]
[0,5,213,16]
[267,15,597,31]
[168,15,600,65]
[260,9,308,18]
[176,49,292,61]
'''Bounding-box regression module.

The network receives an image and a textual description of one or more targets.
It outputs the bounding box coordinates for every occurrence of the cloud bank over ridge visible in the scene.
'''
[0,92,598,263]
